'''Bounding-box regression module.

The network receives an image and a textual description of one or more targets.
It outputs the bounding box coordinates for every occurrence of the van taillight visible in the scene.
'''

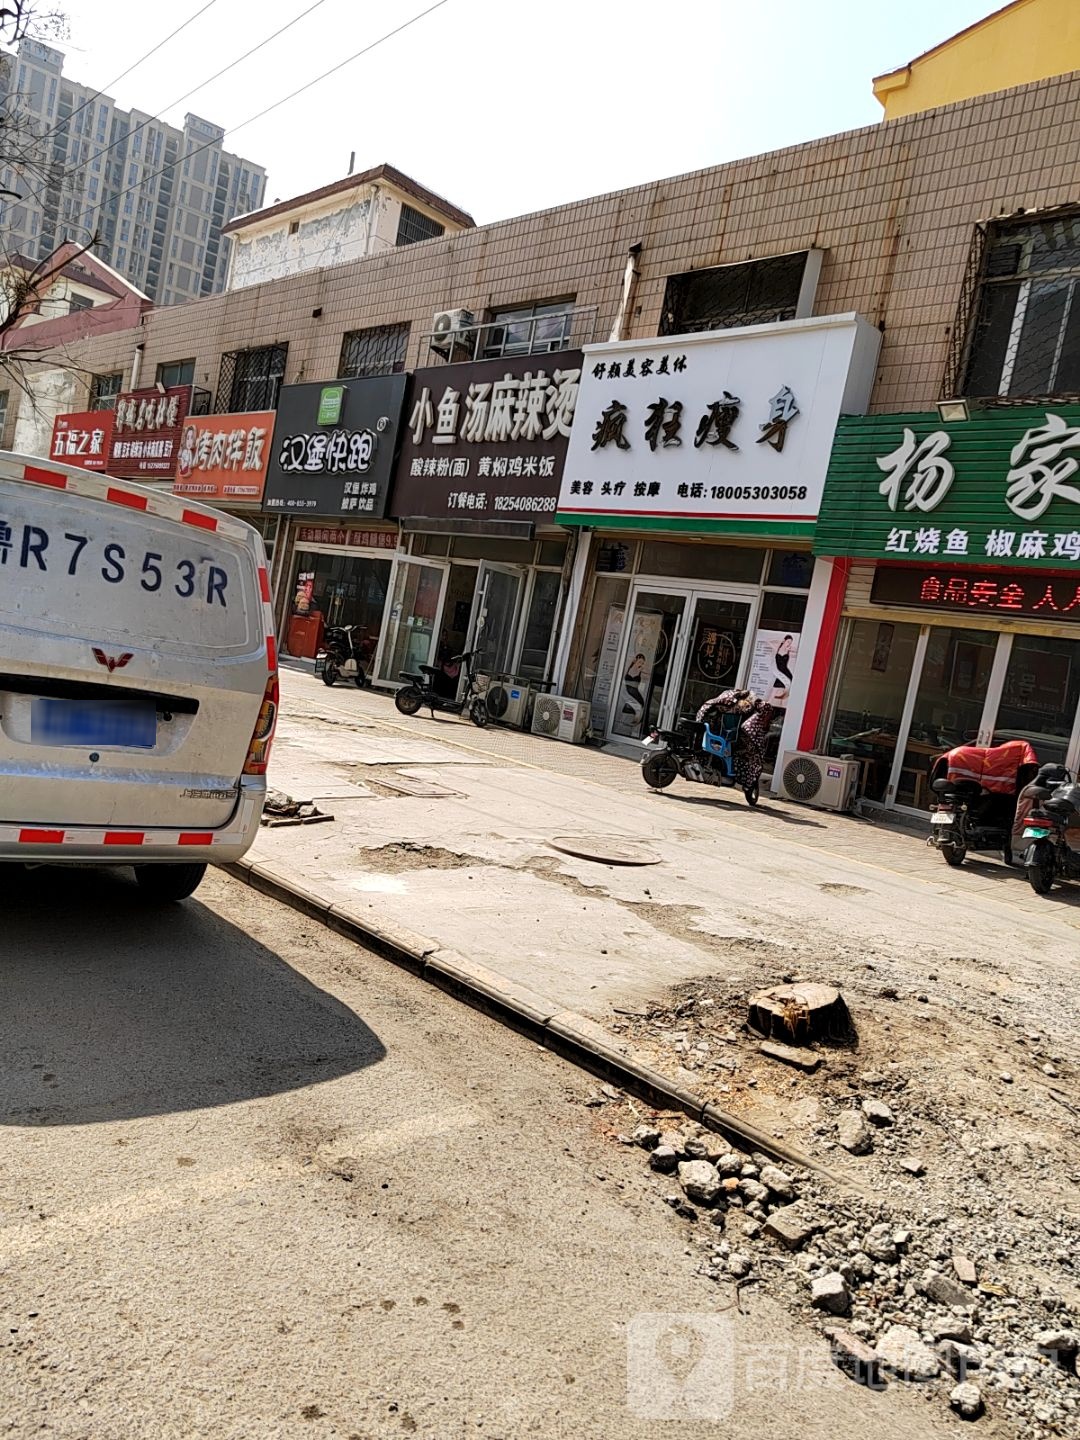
[243,673,279,776]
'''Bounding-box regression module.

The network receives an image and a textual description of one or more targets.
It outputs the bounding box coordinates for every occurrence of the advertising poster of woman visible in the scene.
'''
[613,610,664,737]
[748,631,799,707]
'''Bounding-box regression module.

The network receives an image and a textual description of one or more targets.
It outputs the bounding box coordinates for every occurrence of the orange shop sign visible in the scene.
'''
[173,411,275,502]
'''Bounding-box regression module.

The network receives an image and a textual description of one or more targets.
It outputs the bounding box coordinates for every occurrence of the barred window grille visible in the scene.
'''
[216,343,288,413]
[958,210,1080,401]
[395,203,444,248]
[660,253,807,335]
[338,323,408,378]
[89,372,123,410]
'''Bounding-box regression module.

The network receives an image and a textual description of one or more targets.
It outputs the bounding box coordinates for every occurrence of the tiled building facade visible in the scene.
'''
[37,70,1080,415]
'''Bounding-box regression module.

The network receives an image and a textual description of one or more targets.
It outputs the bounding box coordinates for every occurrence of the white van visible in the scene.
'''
[0,451,278,900]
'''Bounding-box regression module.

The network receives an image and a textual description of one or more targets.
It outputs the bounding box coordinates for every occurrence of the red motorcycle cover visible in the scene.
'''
[943,739,1038,794]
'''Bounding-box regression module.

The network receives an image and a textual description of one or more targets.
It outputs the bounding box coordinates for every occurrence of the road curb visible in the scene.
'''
[222,858,858,1189]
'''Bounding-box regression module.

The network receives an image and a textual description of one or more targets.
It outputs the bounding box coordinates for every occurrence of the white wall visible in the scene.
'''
[12,367,84,457]
[227,191,376,291]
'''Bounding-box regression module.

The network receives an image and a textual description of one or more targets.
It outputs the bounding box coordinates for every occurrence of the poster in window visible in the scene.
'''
[613,610,664,735]
[590,604,625,731]
[747,630,800,708]
[871,622,894,673]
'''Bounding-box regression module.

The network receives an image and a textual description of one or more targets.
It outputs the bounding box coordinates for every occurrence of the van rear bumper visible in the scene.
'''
[0,778,264,864]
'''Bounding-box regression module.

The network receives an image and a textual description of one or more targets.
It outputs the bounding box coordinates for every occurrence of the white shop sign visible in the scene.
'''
[557,313,880,531]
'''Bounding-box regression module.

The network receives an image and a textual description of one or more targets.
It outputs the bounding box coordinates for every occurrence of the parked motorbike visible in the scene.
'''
[927,739,1039,868]
[316,625,373,689]
[641,688,773,807]
[394,648,489,727]
[1018,764,1080,894]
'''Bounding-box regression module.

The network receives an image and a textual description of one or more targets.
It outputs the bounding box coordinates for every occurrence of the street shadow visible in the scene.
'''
[0,866,386,1127]
[652,789,827,829]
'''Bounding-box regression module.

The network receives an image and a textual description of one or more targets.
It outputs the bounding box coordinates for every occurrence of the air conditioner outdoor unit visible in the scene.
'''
[486,679,533,728]
[531,694,591,744]
[430,308,475,355]
[779,752,859,812]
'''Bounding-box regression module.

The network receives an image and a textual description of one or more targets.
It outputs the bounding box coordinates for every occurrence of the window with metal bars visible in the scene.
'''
[338,323,408,379]
[216,343,288,413]
[480,300,575,359]
[395,203,444,248]
[659,252,808,335]
[89,372,123,410]
[961,211,1080,400]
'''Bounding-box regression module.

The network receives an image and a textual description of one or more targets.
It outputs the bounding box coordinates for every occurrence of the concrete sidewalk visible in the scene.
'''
[251,665,1077,1013]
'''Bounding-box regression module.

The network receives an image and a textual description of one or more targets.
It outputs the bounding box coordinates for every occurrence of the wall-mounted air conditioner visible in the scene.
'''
[531,694,591,744]
[778,752,859,812]
[429,308,475,355]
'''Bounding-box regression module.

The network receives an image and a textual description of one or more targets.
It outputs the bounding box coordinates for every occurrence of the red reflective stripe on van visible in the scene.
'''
[266,635,277,671]
[104,832,145,846]
[19,828,64,843]
[23,465,68,489]
[182,509,218,531]
[107,487,149,510]
[258,567,271,602]
[178,832,213,845]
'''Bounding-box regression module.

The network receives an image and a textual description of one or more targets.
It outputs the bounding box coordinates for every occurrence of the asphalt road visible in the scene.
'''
[0,867,957,1440]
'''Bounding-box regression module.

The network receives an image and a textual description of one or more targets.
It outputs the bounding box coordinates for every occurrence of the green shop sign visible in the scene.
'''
[815,406,1080,569]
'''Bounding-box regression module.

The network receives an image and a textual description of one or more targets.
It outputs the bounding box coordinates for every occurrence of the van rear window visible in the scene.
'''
[0,486,258,653]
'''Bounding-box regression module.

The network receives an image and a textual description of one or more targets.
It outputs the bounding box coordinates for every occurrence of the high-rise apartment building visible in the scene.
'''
[0,38,266,305]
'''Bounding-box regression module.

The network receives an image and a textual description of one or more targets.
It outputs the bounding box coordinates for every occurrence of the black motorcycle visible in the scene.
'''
[394,648,489,727]
[641,689,772,807]
[927,741,1039,868]
[317,625,373,689]
[1020,767,1080,894]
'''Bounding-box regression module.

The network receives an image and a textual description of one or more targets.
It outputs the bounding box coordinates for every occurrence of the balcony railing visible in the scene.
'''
[419,306,598,366]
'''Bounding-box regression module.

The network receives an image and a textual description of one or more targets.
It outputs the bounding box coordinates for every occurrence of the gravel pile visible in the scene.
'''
[619,1114,1079,1434]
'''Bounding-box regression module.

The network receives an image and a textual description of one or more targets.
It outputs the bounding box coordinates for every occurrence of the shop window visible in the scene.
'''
[518,572,562,680]
[660,252,810,335]
[638,540,766,584]
[89,371,123,411]
[827,620,922,804]
[573,575,631,728]
[960,211,1080,399]
[216,343,288,413]
[449,536,534,563]
[395,203,445,248]
[766,550,813,589]
[537,539,568,568]
[338,323,408,379]
[480,300,576,359]
[156,358,195,389]
[412,533,451,557]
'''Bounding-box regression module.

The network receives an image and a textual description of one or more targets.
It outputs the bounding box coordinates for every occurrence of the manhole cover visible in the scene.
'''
[547,835,661,866]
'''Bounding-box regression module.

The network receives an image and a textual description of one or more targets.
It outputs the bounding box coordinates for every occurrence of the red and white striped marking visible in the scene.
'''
[10,457,249,541]
[11,826,220,847]
[258,564,278,674]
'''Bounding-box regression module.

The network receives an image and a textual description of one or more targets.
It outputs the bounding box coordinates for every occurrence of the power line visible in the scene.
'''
[68,0,452,253]
[27,0,335,222]
[25,0,220,155]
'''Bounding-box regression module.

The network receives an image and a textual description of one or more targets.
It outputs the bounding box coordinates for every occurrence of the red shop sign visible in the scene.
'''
[295,526,397,550]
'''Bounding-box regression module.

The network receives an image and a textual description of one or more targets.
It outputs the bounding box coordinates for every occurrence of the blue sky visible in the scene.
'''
[53,0,1001,222]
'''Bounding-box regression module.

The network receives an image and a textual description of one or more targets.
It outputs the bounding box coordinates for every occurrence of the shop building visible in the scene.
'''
[276,348,582,692]
[552,315,879,765]
[811,404,1080,811]
[261,375,409,662]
